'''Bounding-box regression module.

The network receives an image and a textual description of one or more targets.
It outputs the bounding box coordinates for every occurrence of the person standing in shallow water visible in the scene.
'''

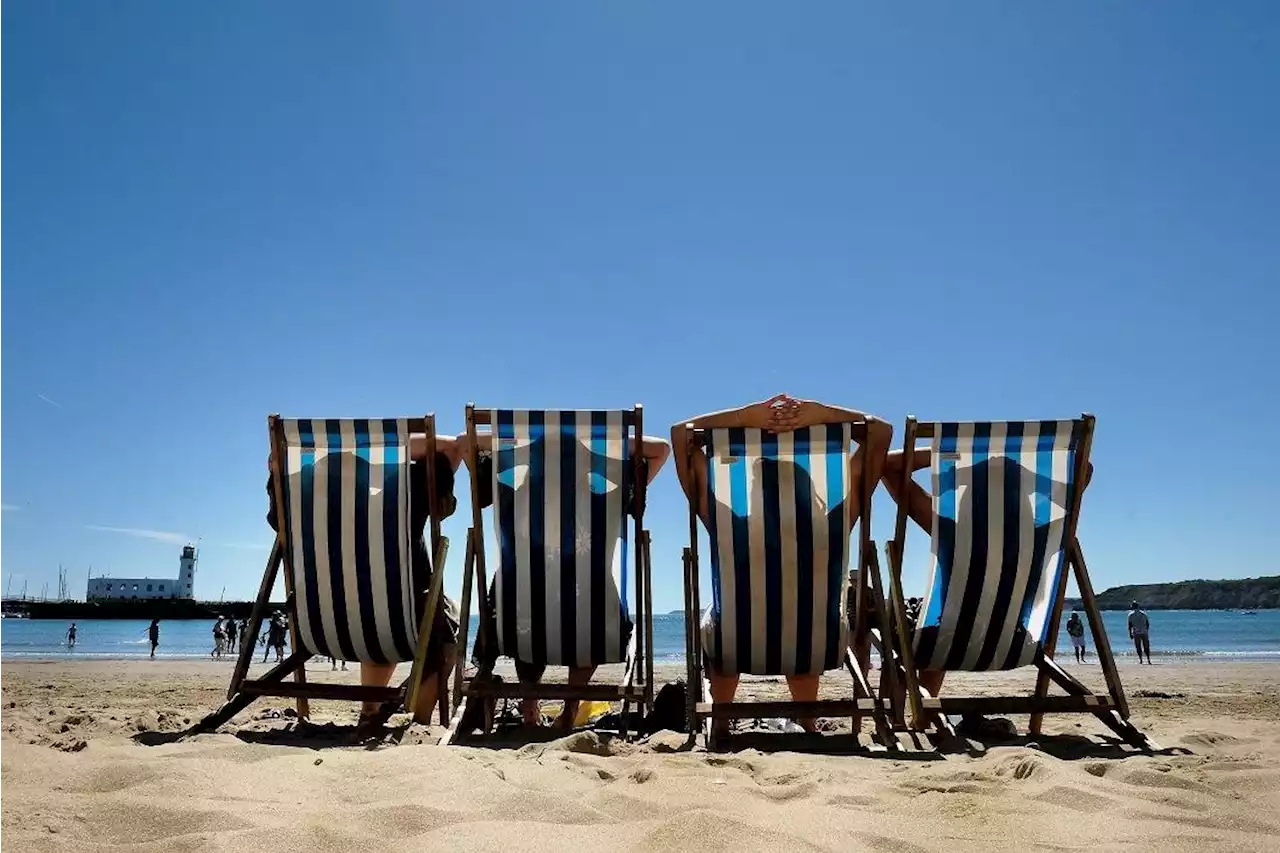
[66,622,77,649]
[1066,610,1087,663]
[1128,601,1152,664]
[148,619,160,658]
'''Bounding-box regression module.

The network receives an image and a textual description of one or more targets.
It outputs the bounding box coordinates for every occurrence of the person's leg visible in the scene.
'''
[784,674,821,732]
[411,645,458,725]
[1132,636,1143,663]
[514,660,546,725]
[553,666,599,730]
[356,661,401,720]
[1140,635,1151,663]
[706,668,740,736]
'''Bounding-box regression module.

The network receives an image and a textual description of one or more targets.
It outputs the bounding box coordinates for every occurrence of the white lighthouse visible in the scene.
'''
[177,544,198,598]
[85,544,200,601]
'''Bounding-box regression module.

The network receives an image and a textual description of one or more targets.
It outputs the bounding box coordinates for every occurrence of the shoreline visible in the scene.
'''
[6,649,1280,664]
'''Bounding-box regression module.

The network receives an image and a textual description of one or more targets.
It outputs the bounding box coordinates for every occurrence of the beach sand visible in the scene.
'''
[3,657,1278,852]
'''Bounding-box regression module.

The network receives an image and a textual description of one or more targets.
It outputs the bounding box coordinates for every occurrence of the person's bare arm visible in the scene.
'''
[882,447,933,532]
[409,434,464,470]
[670,395,791,514]
[638,436,671,483]
[676,394,793,431]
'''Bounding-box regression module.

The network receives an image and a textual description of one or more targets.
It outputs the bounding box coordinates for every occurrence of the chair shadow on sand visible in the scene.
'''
[133,719,416,751]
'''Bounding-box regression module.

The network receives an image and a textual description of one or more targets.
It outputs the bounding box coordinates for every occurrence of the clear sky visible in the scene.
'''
[3,2,1277,612]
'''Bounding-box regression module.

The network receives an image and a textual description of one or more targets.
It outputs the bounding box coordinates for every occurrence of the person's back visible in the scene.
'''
[1127,608,1149,635]
[1066,611,1086,663]
[1127,601,1151,664]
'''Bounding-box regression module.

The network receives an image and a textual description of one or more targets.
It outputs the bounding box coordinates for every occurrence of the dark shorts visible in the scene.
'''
[422,590,460,673]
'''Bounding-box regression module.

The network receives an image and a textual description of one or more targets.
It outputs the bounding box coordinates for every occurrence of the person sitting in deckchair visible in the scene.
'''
[880,442,1094,712]
[672,394,891,734]
[466,429,671,729]
[265,433,465,726]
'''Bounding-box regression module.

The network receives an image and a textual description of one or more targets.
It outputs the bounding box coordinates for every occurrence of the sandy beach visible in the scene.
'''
[2,657,1278,852]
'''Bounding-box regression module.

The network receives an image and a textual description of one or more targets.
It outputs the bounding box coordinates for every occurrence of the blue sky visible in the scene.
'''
[3,2,1277,611]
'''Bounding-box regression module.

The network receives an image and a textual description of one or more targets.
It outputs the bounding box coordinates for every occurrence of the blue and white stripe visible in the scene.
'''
[279,418,420,664]
[701,425,853,676]
[490,410,632,668]
[913,420,1080,671]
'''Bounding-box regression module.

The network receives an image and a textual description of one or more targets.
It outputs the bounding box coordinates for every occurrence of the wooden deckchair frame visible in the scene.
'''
[447,404,655,744]
[681,416,895,750]
[878,414,1151,749]
[194,413,451,734]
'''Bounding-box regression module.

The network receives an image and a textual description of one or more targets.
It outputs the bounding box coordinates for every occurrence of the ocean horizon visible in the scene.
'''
[3,609,1277,663]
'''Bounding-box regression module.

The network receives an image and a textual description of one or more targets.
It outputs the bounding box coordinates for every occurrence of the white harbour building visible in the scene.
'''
[86,544,198,601]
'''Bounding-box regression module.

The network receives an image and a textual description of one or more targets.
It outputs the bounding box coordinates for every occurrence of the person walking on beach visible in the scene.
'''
[273,618,287,662]
[148,619,160,658]
[1128,601,1152,664]
[264,614,287,663]
[238,619,248,653]
[263,616,278,662]
[66,622,77,649]
[211,618,226,659]
[1066,610,1087,663]
[224,618,236,655]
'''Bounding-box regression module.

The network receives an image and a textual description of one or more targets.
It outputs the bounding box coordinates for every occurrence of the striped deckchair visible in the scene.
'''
[196,415,451,732]
[880,415,1150,748]
[682,419,890,748]
[447,406,654,742]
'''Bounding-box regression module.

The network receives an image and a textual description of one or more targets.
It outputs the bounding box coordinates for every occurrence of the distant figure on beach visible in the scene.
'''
[274,618,287,661]
[264,614,286,663]
[211,618,226,659]
[1066,610,1087,663]
[238,619,247,652]
[262,617,277,662]
[66,622,77,649]
[148,619,160,658]
[1128,601,1152,664]
[225,618,237,655]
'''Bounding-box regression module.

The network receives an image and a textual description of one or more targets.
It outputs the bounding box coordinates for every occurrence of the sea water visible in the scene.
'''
[2,609,1278,662]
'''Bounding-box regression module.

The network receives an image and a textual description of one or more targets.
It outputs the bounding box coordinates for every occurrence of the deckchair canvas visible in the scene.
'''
[682,420,893,749]
[195,415,450,733]
[446,405,655,743]
[880,414,1151,749]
